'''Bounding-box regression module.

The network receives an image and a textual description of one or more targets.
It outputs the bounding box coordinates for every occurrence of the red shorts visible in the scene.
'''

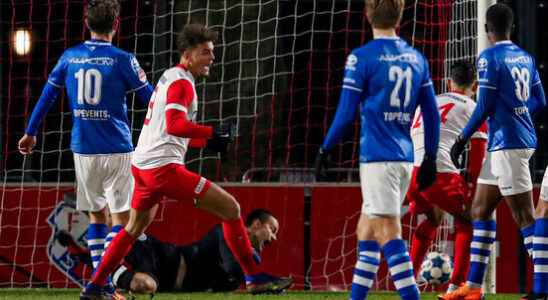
[131,163,212,211]
[406,167,469,216]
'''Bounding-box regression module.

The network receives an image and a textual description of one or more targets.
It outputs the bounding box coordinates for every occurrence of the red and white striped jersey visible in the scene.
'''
[133,65,198,169]
[411,92,488,173]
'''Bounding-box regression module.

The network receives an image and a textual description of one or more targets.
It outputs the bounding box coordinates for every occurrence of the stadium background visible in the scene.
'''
[0,0,547,295]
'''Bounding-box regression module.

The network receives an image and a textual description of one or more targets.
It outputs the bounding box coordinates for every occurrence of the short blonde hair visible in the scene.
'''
[365,0,405,29]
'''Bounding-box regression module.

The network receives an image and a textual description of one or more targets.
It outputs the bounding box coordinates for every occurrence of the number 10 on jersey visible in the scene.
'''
[75,68,102,105]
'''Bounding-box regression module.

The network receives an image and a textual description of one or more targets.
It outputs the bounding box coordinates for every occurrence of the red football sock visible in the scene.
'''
[222,218,261,276]
[411,219,438,278]
[91,229,136,286]
[451,218,472,285]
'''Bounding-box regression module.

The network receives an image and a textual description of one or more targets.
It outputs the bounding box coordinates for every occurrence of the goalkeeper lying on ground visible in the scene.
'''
[60,209,291,294]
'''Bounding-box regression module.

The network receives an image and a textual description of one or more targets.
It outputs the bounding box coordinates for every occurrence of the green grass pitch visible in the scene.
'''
[0,289,522,300]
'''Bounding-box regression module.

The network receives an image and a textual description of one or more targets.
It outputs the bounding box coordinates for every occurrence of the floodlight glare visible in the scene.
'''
[13,29,31,56]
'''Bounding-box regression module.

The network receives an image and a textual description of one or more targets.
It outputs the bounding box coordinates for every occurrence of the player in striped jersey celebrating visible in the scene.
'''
[81,23,292,300]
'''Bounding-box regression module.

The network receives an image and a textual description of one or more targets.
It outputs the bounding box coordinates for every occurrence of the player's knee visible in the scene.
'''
[131,274,157,294]
[356,222,374,240]
[511,209,534,228]
[356,214,375,240]
[470,202,491,221]
[125,209,154,237]
[536,200,548,218]
[111,210,130,227]
[88,208,108,224]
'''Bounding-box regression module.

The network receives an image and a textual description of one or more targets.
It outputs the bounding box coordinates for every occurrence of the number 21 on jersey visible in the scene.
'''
[389,65,412,108]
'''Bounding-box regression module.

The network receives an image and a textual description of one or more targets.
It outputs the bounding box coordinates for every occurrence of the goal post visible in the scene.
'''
[477,0,498,294]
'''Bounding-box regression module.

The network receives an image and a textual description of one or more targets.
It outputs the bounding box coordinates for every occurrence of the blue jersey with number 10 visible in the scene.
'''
[28,39,152,154]
[322,37,439,162]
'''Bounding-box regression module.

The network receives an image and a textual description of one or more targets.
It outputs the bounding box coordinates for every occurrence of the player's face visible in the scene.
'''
[250,216,279,252]
[188,41,215,77]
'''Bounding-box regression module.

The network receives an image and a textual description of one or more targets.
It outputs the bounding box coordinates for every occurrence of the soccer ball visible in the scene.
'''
[419,251,452,285]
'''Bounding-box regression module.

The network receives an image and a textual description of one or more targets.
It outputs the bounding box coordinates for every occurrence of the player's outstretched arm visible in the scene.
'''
[314,88,360,180]
[134,83,154,105]
[320,86,361,152]
[528,79,547,118]
[19,82,62,154]
[418,83,440,158]
[120,53,154,105]
[416,82,440,190]
[461,87,496,141]
[450,87,496,168]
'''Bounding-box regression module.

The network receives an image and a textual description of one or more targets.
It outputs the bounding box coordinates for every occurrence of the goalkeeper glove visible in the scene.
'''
[206,123,234,155]
[417,154,437,190]
[450,134,467,169]
[314,148,330,182]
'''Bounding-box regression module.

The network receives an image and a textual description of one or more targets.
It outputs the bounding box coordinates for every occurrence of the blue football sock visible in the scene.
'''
[87,223,108,270]
[383,239,419,300]
[104,224,123,251]
[522,223,534,257]
[466,220,496,289]
[350,240,380,300]
[533,218,548,294]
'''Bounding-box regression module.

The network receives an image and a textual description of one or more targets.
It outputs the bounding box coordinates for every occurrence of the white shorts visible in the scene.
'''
[490,149,534,196]
[477,151,497,186]
[359,162,413,216]
[74,153,133,213]
[540,166,548,202]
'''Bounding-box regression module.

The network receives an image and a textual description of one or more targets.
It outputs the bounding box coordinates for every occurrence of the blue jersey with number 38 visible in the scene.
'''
[45,39,151,154]
[462,41,543,151]
[322,37,439,163]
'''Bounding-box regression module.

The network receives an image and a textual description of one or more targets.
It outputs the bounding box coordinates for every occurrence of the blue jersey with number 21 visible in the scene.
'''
[26,39,153,154]
[322,37,440,163]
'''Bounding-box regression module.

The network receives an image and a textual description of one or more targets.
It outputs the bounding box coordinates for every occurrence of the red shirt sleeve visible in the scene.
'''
[166,79,194,107]
[467,138,487,183]
[189,138,207,148]
[478,122,488,135]
[164,79,213,138]
[471,121,488,140]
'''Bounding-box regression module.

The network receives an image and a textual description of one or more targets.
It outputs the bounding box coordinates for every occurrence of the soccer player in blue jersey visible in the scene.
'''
[314,1,440,299]
[447,4,547,300]
[18,0,153,297]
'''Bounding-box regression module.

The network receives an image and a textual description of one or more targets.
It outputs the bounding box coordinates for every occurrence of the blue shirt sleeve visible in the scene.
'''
[119,53,152,104]
[476,51,498,90]
[528,61,546,118]
[462,87,497,140]
[340,52,366,94]
[321,89,361,151]
[461,52,498,140]
[47,52,68,88]
[134,84,154,105]
[321,51,366,151]
[25,82,62,136]
[418,61,440,157]
[529,80,546,118]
